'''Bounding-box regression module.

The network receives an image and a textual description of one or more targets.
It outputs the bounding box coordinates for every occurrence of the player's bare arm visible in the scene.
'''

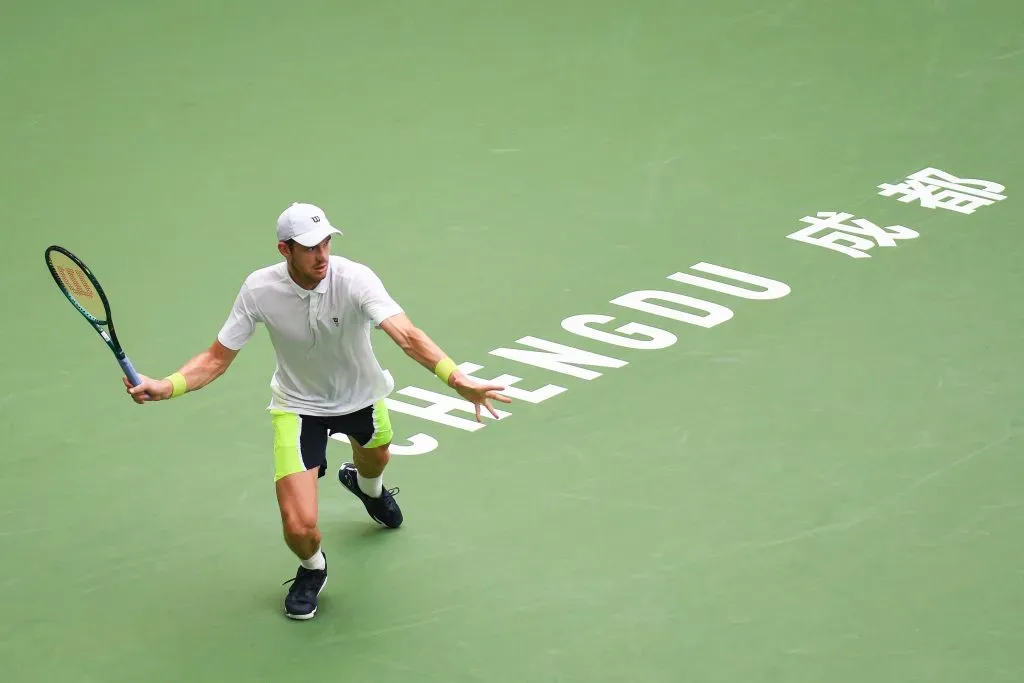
[378,313,511,421]
[124,340,239,404]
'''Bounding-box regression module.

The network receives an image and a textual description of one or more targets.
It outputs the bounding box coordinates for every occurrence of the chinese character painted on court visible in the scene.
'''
[786,212,919,259]
[878,167,1006,214]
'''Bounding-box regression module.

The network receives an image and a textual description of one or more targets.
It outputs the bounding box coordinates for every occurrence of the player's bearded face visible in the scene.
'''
[285,238,331,281]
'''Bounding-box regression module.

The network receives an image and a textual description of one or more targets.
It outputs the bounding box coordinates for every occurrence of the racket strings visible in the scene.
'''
[56,266,94,298]
[47,252,107,322]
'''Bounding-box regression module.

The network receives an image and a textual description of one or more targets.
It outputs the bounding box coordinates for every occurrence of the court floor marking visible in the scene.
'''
[332,164,1009,455]
[332,260,792,454]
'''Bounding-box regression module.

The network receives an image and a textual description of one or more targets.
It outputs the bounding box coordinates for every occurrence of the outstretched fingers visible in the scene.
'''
[477,386,511,422]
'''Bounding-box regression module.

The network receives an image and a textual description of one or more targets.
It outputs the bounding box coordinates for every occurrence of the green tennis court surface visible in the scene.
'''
[2,1,1022,681]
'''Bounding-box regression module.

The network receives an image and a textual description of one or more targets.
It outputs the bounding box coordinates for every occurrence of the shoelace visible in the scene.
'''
[282,567,322,589]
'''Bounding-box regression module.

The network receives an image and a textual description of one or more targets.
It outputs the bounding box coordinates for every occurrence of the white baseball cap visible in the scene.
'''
[276,202,342,247]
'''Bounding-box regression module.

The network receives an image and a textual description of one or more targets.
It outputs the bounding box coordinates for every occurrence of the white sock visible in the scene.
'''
[357,472,383,498]
[300,547,326,571]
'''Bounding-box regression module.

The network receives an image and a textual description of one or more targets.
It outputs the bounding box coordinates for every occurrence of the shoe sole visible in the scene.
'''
[284,576,327,621]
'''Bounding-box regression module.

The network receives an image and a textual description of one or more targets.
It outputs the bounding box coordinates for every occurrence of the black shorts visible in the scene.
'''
[270,400,393,481]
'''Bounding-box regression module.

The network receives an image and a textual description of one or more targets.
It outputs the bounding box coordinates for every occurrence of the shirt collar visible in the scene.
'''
[287,264,331,298]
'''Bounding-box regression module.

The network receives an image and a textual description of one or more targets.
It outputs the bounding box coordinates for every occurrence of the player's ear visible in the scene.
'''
[277,240,291,259]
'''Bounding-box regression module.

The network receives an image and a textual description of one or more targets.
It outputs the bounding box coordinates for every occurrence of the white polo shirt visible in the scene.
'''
[217,255,404,416]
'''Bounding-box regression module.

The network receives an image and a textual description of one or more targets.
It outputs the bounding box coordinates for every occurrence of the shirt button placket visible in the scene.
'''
[308,294,319,348]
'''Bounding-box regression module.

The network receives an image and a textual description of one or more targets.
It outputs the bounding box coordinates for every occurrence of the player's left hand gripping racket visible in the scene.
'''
[44,245,142,387]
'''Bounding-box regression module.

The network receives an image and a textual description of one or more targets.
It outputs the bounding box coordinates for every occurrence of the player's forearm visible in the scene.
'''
[397,327,463,385]
[398,327,445,370]
[173,348,231,393]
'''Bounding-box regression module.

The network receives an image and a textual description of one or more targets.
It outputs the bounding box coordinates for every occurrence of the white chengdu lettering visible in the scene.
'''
[331,262,791,455]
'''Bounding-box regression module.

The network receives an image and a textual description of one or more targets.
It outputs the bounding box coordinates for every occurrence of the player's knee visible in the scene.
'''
[281,510,317,541]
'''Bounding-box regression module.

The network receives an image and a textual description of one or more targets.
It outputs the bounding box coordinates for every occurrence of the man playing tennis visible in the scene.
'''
[124,202,510,620]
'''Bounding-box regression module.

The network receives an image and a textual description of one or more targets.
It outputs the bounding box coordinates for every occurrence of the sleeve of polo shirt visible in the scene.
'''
[217,281,261,350]
[357,266,404,326]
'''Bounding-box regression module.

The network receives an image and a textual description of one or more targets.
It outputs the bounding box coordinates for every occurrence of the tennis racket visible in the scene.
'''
[44,245,142,387]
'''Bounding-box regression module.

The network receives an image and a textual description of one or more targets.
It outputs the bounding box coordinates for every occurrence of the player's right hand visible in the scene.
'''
[123,374,172,404]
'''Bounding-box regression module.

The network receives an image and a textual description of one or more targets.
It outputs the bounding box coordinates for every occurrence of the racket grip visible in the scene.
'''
[119,356,142,387]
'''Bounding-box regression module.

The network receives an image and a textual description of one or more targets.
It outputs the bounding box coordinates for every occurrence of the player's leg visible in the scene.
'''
[271,410,329,620]
[335,401,404,528]
[350,437,390,492]
[275,467,321,565]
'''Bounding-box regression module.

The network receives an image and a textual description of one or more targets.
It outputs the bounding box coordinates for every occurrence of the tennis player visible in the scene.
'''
[124,202,511,620]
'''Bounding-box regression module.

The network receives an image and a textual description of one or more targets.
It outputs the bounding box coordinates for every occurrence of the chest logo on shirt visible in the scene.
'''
[332,317,339,326]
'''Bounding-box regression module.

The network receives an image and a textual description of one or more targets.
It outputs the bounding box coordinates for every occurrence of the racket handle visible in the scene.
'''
[119,355,142,387]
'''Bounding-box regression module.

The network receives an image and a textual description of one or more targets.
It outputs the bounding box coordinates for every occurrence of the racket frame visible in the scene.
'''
[44,245,142,386]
